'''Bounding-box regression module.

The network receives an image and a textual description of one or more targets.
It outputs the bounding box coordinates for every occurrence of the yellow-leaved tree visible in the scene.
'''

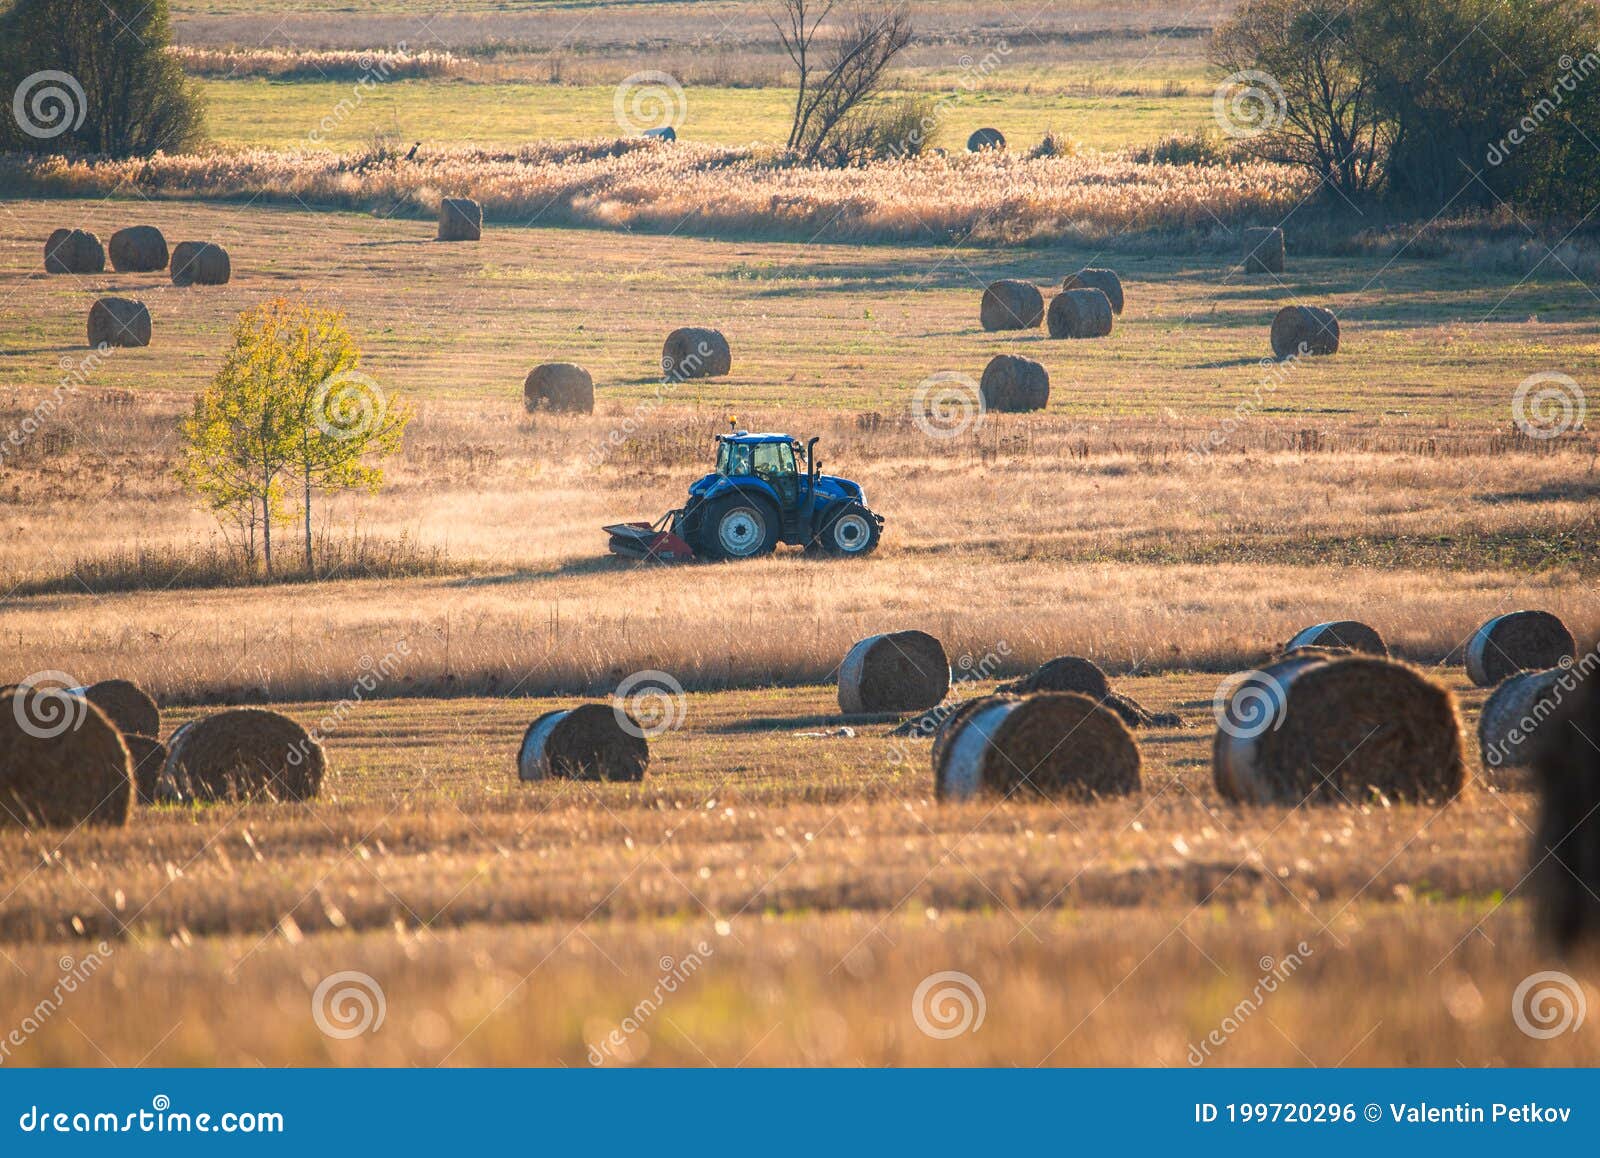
[179,298,412,579]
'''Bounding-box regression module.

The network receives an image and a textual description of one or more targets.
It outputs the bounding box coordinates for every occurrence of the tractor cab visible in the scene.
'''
[604,424,883,562]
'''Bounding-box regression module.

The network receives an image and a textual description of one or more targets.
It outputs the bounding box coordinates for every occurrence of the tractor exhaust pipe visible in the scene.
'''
[804,437,820,526]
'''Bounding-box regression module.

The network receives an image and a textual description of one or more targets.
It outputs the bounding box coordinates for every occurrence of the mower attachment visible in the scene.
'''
[603,514,696,563]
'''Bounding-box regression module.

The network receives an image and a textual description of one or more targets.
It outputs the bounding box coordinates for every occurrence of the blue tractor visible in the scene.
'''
[605,427,883,562]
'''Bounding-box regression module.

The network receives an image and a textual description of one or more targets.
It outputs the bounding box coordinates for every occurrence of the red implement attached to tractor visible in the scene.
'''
[603,514,696,563]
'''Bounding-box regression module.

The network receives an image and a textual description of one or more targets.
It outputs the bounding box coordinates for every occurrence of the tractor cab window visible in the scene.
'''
[752,442,795,478]
[718,441,753,477]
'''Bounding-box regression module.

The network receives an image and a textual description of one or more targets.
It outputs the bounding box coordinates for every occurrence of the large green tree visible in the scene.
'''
[0,0,204,155]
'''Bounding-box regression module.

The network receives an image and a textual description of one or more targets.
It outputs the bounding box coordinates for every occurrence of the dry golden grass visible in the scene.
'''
[5,145,1309,246]
[0,678,1579,1066]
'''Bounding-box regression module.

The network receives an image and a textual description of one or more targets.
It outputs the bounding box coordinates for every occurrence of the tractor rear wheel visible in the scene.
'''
[817,503,881,557]
[699,494,779,561]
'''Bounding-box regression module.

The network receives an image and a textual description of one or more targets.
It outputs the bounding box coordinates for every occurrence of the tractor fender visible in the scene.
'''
[679,482,781,550]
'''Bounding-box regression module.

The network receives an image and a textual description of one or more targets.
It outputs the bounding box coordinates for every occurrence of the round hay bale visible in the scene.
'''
[1465,610,1578,687]
[838,630,951,714]
[967,127,1006,152]
[108,225,168,272]
[979,279,1043,331]
[524,363,595,413]
[1212,655,1465,805]
[1479,667,1571,771]
[979,354,1049,412]
[0,684,131,828]
[87,297,151,349]
[1242,226,1284,274]
[438,197,482,241]
[79,679,160,738]
[661,327,731,379]
[518,703,650,782]
[1001,655,1112,699]
[1063,268,1123,315]
[44,228,104,274]
[1270,305,1339,359]
[123,733,168,805]
[1047,287,1114,339]
[934,692,1141,802]
[170,241,231,286]
[1284,620,1387,657]
[162,709,325,802]
[927,693,1020,771]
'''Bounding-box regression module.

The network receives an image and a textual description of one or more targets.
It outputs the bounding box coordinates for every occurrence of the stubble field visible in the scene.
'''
[2,0,1599,1063]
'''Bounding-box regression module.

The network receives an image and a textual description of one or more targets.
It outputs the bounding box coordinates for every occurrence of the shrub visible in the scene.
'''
[0,0,204,156]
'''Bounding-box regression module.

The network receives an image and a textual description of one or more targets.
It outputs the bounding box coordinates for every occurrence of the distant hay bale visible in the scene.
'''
[1270,305,1339,359]
[162,708,325,802]
[1479,667,1570,771]
[967,127,1005,152]
[838,630,951,714]
[1212,655,1465,805]
[1047,287,1114,339]
[662,327,732,379]
[79,679,160,738]
[1284,620,1387,656]
[1063,268,1123,314]
[1465,610,1578,687]
[87,298,151,348]
[438,197,482,241]
[998,656,1181,728]
[1242,226,1284,274]
[1531,669,1600,950]
[518,703,650,781]
[643,126,676,141]
[0,684,131,828]
[979,279,1043,331]
[524,362,595,413]
[123,734,169,805]
[44,228,104,274]
[170,241,231,286]
[979,353,1049,412]
[934,692,1141,802]
[109,225,168,272]
[1000,655,1111,699]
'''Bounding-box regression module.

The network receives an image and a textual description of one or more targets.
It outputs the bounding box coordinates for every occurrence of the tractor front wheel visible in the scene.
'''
[699,494,778,561]
[817,503,881,557]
